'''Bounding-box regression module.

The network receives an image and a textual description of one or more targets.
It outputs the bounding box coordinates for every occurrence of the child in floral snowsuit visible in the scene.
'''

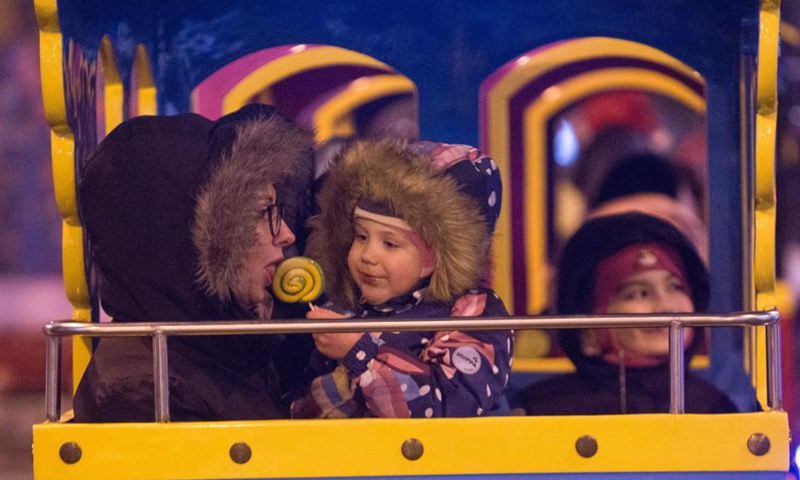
[291,139,512,419]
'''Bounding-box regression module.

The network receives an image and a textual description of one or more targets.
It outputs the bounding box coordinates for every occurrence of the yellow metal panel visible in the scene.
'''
[50,130,77,223]
[62,222,92,387]
[99,37,124,134]
[483,37,703,314]
[313,74,417,143]
[485,89,514,311]
[222,45,393,115]
[138,87,158,116]
[105,84,124,134]
[36,0,89,314]
[512,355,709,373]
[36,0,94,390]
[61,223,89,312]
[134,45,158,116]
[33,412,788,479]
[513,356,576,372]
[35,0,69,133]
[750,0,781,409]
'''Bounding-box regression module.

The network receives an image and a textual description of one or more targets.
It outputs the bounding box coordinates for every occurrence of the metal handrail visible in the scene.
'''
[44,309,782,422]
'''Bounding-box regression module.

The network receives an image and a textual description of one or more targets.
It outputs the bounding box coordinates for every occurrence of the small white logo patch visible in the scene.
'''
[637,249,658,267]
[452,346,481,374]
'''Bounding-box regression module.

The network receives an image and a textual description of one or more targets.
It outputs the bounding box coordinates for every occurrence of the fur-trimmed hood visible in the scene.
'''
[79,104,314,323]
[193,111,315,304]
[306,139,492,310]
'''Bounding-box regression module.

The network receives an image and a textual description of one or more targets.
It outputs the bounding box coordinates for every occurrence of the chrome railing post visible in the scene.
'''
[766,321,783,411]
[668,322,685,414]
[45,335,62,421]
[153,330,170,422]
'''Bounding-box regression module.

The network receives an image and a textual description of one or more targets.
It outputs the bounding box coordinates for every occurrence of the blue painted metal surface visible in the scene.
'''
[54,0,762,410]
[30,3,792,480]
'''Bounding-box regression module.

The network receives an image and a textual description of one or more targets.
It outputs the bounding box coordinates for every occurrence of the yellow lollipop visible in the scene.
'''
[272,256,325,303]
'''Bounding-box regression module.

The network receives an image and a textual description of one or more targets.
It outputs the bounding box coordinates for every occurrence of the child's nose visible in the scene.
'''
[654,290,682,313]
[654,297,672,313]
[360,241,378,263]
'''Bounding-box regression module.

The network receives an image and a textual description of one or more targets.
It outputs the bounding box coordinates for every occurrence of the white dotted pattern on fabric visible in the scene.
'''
[359,370,374,387]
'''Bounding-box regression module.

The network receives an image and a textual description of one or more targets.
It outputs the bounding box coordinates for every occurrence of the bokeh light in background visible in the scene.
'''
[0,0,61,276]
[0,0,71,381]
[553,119,579,167]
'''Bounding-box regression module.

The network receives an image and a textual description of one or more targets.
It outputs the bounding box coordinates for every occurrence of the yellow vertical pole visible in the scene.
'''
[99,36,124,134]
[34,0,93,392]
[134,44,157,116]
[751,0,781,409]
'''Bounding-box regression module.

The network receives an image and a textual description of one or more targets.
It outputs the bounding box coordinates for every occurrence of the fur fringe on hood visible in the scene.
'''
[193,114,314,302]
[306,139,489,310]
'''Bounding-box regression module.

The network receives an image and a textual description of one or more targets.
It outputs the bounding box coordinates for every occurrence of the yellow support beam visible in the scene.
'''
[99,36,124,134]
[35,0,93,388]
[222,45,393,115]
[750,0,780,410]
[312,74,417,143]
[133,44,157,116]
[33,412,788,479]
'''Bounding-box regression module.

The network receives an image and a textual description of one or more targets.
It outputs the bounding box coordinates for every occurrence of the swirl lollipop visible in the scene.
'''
[271,256,325,304]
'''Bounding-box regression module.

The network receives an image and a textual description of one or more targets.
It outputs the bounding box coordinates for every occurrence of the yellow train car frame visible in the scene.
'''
[32,0,790,478]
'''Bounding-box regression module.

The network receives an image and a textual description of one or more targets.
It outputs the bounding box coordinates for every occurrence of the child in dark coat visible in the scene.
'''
[512,212,738,415]
[291,140,512,419]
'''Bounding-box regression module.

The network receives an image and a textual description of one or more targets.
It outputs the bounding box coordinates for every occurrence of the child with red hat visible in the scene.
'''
[512,212,737,415]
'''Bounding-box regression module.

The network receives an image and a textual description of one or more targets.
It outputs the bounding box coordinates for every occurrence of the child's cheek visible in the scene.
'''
[346,245,360,277]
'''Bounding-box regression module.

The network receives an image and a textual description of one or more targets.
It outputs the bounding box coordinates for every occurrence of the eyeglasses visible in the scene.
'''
[260,203,284,237]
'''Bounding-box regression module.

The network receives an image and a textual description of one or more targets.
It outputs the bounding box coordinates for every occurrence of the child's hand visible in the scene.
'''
[305,305,362,359]
[312,332,364,360]
[305,305,346,319]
